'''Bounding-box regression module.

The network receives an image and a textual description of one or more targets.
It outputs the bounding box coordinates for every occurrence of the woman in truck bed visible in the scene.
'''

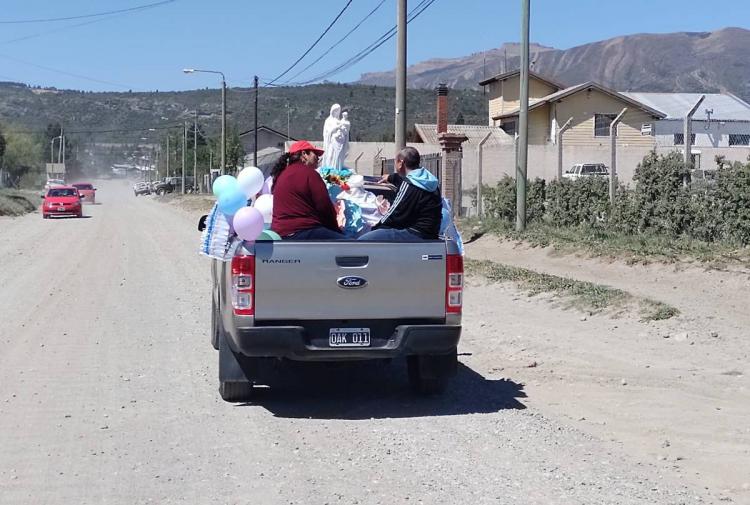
[270,140,344,240]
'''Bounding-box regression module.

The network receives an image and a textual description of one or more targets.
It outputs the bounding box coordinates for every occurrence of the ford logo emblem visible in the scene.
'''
[337,276,368,289]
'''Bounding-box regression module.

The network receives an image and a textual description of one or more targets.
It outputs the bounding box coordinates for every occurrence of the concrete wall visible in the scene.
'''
[654,145,750,169]
[457,141,750,214]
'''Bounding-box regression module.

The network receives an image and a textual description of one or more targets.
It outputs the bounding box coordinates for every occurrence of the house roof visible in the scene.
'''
[414,124,514,147]
[478,69,566,90]
[620,92,750,121]
[239,125,296,140]
[493,81,667,121]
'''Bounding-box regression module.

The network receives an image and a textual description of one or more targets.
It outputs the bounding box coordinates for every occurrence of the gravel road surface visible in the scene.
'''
[0,180,721,504]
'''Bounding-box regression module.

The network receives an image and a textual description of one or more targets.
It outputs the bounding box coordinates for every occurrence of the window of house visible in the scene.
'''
[674,133,696,145]
[501,121,516,135]
[594,114,617,137]
[729,134,750,146]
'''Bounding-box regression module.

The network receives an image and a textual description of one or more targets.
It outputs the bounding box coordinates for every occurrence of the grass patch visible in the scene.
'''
[0,189,39,216]
[459,218,750,267]
[466,258,679,321]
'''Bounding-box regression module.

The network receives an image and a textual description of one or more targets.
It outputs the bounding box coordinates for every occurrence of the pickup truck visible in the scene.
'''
[210,230,463,402]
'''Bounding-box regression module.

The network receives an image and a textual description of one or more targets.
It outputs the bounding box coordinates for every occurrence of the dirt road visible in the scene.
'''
[0,180,727,504]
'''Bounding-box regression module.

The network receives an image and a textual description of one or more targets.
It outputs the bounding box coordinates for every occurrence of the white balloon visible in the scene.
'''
[254,194,273,224]
[237,166,265,198]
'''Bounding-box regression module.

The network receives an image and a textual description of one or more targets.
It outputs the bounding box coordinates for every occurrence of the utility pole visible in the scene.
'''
[286,100,291,140]
[684,95,706,174]
[58,127,64,164]
[182,121,186,194]
[516,0,530,232]
[166,134,170,178]
[609,108,628,203]
[394,0,407,151]
[254,75,259,167]
[221,78,227,175]
[193,111,198,192]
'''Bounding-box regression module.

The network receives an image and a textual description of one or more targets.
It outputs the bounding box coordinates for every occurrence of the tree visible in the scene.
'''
[3,131,44,187]
[455,112,465,125]
[225,128,246,173]
[0,126,6,160]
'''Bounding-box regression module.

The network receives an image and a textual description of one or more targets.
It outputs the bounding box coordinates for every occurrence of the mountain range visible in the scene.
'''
[357,27,750,101]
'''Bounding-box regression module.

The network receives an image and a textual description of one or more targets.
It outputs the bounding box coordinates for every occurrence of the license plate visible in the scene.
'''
[329,328,371,347]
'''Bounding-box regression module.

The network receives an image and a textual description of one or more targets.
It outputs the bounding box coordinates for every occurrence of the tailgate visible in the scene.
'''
[254,241,446,320]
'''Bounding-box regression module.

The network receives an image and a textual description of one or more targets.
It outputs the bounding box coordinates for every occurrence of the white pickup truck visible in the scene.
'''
[209,226,464,402]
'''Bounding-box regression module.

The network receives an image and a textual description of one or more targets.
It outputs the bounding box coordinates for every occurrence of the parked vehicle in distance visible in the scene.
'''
[133,181,151,196]
[563,163,609,180]
[71,182,96,204]
[153,176,195,195]
[42,186,83,218]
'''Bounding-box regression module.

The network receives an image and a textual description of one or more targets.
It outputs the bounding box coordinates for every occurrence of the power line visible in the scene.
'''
[0,53,136,90]
[266,0,355,86]
[1,8,158,46]
[293,0,437,85]
[0,0,177,24]
[283,0,388,85]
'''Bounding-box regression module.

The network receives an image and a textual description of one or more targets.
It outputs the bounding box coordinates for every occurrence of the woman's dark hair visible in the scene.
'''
[270,151,303,192]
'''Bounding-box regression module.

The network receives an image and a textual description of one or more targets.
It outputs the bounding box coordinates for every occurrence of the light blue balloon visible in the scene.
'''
[212,175,239,197]
[218,186,247,216]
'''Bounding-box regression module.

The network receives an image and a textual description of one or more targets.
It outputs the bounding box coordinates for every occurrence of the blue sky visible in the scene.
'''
[0,0,748,91]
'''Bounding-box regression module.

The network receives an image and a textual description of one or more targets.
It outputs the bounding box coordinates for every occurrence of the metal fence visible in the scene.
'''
[380,152,441,184]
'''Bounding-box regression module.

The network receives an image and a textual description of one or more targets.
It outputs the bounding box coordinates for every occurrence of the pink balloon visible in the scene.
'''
[232,206,264,242]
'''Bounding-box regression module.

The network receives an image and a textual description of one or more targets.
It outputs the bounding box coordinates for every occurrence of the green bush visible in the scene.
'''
[481,176,545,223]
[546,177,610,227]
[478,152,750,246]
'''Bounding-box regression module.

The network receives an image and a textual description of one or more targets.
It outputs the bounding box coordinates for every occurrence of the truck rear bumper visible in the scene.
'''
[228,324,461,361]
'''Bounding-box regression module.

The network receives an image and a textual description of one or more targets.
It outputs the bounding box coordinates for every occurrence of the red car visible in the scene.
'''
[71,182,96,204]
[42,186,83,218]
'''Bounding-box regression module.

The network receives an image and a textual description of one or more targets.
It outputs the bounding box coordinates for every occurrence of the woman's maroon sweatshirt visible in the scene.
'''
[271,162,339,237]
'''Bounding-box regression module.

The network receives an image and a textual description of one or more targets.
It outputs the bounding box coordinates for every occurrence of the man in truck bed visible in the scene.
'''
[359,146,442,241]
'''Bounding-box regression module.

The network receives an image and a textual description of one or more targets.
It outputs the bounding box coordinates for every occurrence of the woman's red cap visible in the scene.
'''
[288,140,324,156]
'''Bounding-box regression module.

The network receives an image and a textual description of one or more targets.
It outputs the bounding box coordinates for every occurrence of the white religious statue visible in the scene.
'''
[321,104,351,169]
[322,103,341,165]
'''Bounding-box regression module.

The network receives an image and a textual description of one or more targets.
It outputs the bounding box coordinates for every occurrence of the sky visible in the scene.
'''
[0,0,748,92]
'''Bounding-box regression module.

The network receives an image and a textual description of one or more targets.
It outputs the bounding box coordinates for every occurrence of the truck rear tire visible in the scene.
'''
[219,381,254,402]
[218,331,255,402]
[407,349,458,395]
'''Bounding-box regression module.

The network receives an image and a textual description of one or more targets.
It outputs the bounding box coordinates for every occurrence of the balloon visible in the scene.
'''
[217,186,247,217]
[212,175,239,197]
[260,176,273,195]
[254,194,273,224]
[237,166,264,199]
[232,206,264,242]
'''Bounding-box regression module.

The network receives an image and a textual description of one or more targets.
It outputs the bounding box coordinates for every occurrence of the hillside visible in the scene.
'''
[0,82,487,143]
[357,27,750,101]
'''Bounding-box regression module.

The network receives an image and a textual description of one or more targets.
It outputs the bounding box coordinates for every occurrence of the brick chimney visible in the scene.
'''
[436,83,449,134]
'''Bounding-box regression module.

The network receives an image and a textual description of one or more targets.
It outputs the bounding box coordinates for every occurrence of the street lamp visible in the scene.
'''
[183,68,226,175]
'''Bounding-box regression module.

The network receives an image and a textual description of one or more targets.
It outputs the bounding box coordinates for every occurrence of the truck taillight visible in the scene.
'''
[446,254,463,314]
[231,255,255,316]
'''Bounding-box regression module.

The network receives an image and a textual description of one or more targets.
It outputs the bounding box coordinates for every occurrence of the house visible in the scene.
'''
[239,126,295,155]
[620,92,750,148]
[479,69,566,128]
[487,78,666,147]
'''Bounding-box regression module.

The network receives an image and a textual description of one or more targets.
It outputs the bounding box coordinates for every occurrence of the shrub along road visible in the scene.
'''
[0,179,732,504]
